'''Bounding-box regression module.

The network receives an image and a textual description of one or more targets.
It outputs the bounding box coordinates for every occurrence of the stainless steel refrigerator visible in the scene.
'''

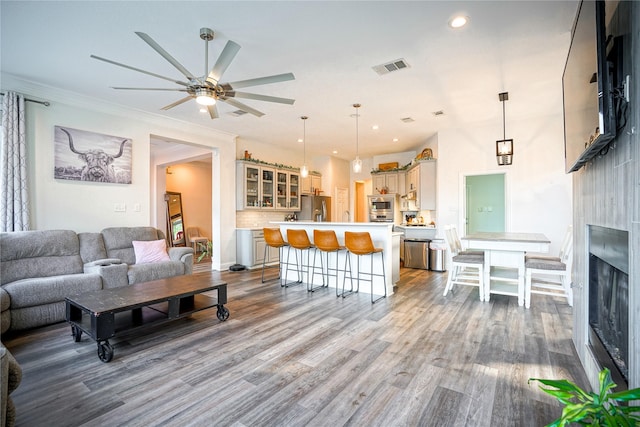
[298,195,331,222]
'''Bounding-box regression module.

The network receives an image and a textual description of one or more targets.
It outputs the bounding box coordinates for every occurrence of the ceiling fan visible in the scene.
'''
[90,27,295,119]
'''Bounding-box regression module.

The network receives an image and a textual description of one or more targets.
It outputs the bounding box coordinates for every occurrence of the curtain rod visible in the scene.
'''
[0,92,50,106]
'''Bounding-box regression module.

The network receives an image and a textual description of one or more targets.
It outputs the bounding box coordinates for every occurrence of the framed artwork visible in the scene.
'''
[54,126,132,184]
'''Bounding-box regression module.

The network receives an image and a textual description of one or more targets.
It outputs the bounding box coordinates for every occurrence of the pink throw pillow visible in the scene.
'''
[132,239,171,264]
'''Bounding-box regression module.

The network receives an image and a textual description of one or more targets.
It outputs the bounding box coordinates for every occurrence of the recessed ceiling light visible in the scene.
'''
[372,125,379,130]
[393,138,399,142]
[332,150,338,154]
[449,15,469,28]
[298,138,303,143]
[199,108,207,113]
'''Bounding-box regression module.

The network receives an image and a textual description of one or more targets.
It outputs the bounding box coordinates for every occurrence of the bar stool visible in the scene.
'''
[342,231,387,304]
[262,228,289,285]
[285,229,316,289]
[311,229,347,295]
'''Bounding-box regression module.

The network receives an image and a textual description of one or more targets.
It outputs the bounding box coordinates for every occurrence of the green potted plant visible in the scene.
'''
[528,368,640,426]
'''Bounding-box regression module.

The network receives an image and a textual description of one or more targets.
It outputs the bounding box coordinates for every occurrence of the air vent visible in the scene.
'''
[372,58,410,76]
[401,117,415,123]
[432,110,445,116]
[229,110,248,117]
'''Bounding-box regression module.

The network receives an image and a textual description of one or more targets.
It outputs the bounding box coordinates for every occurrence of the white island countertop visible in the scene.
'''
[270,221,401,297]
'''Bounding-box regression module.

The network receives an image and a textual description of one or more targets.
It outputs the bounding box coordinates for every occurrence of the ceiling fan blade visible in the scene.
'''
[222,73,295,90]
[161,96,194,110]
[229,92,295,105]
[135,32,196,81]
[206,40,241,85]
[207,104,219,119]
[91,55,190,87]
[221,97,265,117]
[112,87,189,91]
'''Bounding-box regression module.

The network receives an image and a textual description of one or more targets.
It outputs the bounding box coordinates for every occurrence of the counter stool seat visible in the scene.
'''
[311,229,347,295]
[343,231,387,303]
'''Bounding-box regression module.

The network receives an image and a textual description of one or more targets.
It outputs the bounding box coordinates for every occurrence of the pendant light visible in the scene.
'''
[496,92,513,166]
[300,116,309,178]
[352,103,362,173]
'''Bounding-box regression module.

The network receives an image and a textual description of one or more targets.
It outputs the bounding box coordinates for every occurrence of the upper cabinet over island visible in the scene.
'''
[371,159,436,211]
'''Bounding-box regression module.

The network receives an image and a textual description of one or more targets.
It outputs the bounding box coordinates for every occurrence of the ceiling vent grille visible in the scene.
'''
[372,58,410,76]
[401,117,415,123]
[432,110,445,116]
[229,109,248,117]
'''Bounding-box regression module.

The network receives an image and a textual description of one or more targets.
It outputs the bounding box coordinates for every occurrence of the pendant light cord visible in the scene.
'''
[354,103,361,156]
[502,99,506,140]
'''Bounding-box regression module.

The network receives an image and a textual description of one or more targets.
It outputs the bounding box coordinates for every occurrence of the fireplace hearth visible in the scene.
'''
[588,225,629,390]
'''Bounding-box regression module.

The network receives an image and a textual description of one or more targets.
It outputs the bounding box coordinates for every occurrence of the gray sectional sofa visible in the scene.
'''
[0,226,193,334]
[0,226,193,426]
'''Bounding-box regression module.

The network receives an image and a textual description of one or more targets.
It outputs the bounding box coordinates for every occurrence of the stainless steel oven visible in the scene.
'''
[368,195,396,222]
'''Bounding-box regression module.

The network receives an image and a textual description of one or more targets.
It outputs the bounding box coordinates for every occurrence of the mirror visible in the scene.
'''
[165,191,186,246]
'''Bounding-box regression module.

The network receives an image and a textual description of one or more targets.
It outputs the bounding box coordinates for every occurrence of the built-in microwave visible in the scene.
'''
[368,194,396,222]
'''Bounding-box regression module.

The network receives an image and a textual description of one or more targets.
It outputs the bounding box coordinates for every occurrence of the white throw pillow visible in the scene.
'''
[132,239,171,264]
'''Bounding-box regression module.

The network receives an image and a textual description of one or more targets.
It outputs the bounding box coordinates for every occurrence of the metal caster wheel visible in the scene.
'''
[97,341,114,363]
[216,305,230,321]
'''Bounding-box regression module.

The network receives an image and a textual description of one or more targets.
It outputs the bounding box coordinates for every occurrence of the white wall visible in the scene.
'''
[432,113,572,255]
[4,74,238,270]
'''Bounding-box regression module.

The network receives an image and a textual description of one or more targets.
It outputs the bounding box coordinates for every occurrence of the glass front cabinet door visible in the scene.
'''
[244,164,260,209]
[288,172,300,210]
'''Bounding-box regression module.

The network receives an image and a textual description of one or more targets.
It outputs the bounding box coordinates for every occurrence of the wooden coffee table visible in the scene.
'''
[65,274,228,362]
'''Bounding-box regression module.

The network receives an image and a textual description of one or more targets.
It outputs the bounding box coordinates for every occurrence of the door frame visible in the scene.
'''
[458,170,511,236]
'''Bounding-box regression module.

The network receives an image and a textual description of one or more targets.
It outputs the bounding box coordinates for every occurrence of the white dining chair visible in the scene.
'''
[443,225,485,301]
[524,226,573,308]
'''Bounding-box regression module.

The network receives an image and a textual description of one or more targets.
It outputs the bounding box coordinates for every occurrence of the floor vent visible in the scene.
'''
[373,59,410,76]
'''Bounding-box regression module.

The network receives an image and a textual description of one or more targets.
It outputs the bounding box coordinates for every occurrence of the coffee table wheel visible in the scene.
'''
[71,325,82,342]
[216,305,230,321]
[97,340,114,363]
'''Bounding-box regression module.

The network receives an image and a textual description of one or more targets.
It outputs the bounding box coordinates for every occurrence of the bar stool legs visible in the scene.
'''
[284,229,316,289]
[311,229,346,295]
[342,231,387,304]
[262,228,289,286]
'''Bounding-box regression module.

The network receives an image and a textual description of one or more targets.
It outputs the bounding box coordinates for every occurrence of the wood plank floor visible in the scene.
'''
[3,266,589,427]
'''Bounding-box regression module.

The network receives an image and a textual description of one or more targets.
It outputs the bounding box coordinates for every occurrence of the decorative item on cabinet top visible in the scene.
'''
[238,157,318,174]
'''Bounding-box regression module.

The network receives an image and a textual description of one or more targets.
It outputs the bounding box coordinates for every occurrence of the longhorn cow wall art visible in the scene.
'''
[54,126,132,184]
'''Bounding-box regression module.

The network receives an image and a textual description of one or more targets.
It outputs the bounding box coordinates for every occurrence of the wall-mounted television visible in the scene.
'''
[563,0,616,173]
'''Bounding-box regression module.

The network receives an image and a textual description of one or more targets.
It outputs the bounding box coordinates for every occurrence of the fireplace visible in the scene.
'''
[588,225,629,390]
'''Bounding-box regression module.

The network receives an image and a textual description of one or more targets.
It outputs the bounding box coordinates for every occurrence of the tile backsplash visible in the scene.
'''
[236,210,297,229]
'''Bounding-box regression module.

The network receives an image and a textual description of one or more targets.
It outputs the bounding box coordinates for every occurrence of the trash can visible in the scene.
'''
[429,239,447,272]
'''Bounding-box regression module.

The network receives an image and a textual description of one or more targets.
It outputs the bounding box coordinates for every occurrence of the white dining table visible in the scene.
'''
[461,232,550,305]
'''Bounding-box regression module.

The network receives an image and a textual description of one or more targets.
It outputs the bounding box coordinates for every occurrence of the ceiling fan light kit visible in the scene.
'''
[91,27,295,119]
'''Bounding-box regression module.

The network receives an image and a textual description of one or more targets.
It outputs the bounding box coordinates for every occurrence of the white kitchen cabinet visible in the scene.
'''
[301,173,322,194]
[372,171,405,194]
[237,161,299,211]
[276,171,301,210]
[407,160,436,210]
[236,229,280,269]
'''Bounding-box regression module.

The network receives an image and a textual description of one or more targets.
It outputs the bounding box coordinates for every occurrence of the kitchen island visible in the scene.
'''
[272,222,401,297]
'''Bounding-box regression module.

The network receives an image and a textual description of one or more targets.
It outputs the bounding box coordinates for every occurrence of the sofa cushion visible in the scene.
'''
[0,230,83,285]
[132,239,171,264]
[3,274,103,308]
[78,232,108,263]
[127,262,185,285]
[101,227,162,265]
[0,287,9,311]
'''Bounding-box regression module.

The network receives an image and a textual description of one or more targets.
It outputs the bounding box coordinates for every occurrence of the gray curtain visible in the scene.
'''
[1,91,30,231]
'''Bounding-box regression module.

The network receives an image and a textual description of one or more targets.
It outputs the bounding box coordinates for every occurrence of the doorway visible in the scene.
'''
[354,181,367,222]
[464,173,506,234]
